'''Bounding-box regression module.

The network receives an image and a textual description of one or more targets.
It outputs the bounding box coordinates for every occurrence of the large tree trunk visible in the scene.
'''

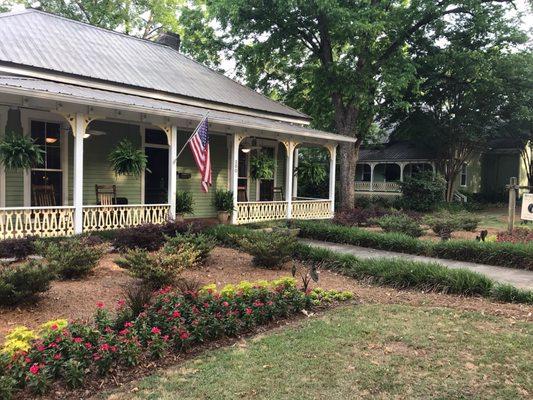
[338,141,357,210]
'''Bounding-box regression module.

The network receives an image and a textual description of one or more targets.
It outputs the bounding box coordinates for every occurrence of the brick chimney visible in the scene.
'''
[156,32,181,51]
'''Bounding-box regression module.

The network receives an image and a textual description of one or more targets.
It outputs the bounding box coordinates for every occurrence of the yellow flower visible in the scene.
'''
[2,326,37,355]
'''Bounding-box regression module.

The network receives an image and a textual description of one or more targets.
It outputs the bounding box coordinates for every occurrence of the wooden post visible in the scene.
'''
[507,177,517,233]
[167,125,178,219]
[285,142,295,219]
[73,114,86,234]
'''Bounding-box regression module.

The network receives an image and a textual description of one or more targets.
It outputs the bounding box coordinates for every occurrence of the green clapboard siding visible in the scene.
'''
[68,121,142,205]
[4,109,24,207]
[176,131,228,218]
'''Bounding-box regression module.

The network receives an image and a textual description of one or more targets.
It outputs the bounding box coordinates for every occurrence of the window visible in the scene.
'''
[30,121,62,206]
[460,163,468,187]
[238,148,249,199]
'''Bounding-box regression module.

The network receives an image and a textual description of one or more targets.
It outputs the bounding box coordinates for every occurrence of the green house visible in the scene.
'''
[0,9,354,239]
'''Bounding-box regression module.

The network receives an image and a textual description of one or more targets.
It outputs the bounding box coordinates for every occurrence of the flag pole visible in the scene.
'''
[174,113,209,163]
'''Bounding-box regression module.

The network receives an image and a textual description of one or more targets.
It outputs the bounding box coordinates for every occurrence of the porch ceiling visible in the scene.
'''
[0,76,356,144]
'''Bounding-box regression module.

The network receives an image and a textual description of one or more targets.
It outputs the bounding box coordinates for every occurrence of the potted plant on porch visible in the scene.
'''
[0,133,44,170]
[175,190,194,222]
[108,139,148,176]
[250,152,275,180]
[213,190,234,224]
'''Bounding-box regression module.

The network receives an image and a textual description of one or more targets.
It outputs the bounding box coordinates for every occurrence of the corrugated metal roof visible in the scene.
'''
[0,9,308,120]
[359,141,435,162]
[0,75,355,143]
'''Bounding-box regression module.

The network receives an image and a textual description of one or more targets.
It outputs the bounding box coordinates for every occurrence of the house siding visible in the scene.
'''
[4,109,24,207]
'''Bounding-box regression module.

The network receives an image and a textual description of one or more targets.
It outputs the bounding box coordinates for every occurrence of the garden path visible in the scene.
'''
[300,239,533,290]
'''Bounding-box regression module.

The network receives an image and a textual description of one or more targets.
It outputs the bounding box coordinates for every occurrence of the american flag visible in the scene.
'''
[189,117,212,192]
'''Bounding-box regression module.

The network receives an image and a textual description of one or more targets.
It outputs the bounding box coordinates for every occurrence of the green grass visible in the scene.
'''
[102,304,533,400]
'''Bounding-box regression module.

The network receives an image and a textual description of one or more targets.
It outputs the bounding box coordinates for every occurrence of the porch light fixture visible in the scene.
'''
[241,137,261,153]
[45,137,58,144]
[241,147,251,153]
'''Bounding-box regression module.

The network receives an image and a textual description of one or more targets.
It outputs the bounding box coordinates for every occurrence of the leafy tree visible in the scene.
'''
[205,0,522,209]
[385,28,529,201]
[295,147,329,198]
[11,0,225,68]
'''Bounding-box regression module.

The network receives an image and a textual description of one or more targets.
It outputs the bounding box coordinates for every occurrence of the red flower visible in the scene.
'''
[29,364,40,375]
[124,321,134,328]
[73,337,83,343]
[37,345,46,352]
[100,343,110,352]
[48,342,58,349]
[151,327,161,335]
[93,353,102,361]
[96,301,105,309]
[119,328,130,336]
[179,331,190,340]
[53,353,61,360]
[50,324,58,331]
[24,357,31,364]
[203,302,210,308]
[84,342,93,350]
[104,326,113,333]
[253,301,264,307]
[172,310,181,318]
[222,301,229,307]
[110,345,117,353]
[245,308,253,315]
[162,335,169,342]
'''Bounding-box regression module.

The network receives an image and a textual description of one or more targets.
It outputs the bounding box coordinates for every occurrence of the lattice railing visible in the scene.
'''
[0,207,75,239]
[291,200,332,220]
[235,201,288,225]
[83,204,171,232]
[355,181,401,192]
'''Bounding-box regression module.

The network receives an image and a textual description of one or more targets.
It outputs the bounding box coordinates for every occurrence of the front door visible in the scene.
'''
[144,129,169,204]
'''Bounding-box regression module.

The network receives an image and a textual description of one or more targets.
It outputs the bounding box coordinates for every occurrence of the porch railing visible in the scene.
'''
[82,204,171,232]
[291,200,332,220]
[235,201,288,225]
[0,206,75,240]
[235,200,332,225]
[355,181,401,192]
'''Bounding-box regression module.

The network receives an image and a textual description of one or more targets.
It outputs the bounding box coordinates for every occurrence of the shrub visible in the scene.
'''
[423,211,480,239]
[164,232,216,263]
[0,261,52,305]
[496,228,533,244]
[372,214,424,237]
[37,237,104,279]
[213,190,234,212]
[233,231,297,269]
[112,223,166,251]
[176,190,194,215]
[333,206,390,227]
[399,171,445,212]
[0,237,35,259]
[116,245,199,288]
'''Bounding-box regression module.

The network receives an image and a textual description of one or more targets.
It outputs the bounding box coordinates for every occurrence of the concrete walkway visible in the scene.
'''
[300,239,533,290]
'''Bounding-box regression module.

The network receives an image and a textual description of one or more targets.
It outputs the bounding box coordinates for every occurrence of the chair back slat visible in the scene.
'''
[32,185,56,207]
[95,185,117,205]
[273,186,284,201]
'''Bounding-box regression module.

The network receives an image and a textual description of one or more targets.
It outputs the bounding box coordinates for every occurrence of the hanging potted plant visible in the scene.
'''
[250,152,275,180]
[175,190,194,222]
[213,190,234,224]
[108,139,148,176]
[0,133,44,170]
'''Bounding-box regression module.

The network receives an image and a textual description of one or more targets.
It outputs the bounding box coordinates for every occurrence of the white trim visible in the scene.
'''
[230,134,241,224]
[286,141,295,219]
[0,64,311,126]
[328,145,337,214]
[168,125,178,219]
[72,113,86,234]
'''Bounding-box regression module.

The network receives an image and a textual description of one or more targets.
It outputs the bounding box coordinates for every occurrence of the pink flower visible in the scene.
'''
[151,327,161,335]
[119,329,129,336]
[267,301,273,306]
[172,310,181,318]
[100,343,110,352]
[50,324,58,331]
[179,331,190,340]
[162,335,169,342]
[48,342,58,349]
[93,353,101,361]
[24,357,31,364]
[124,322,134,328]
[37,345,46,352]
[104,326,113,333]
[110,345,117,353]
[253,301,264,307]
[53,353,61,360]
[29,363,40,375]
[245,308,253,315]
[84,342,93,350]
[222,301,229,307]
[73,337,83,343]
[96,302,105,309]
[116,299,126,309]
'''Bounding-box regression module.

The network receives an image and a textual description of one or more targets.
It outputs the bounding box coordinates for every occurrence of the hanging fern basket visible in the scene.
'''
[250,152,275,180]
[0,134,44,170]
[108,139,149,176]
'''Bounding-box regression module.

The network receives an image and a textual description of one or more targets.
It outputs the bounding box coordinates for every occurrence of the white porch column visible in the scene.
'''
[230,134,244,225]
[283,140,298,219]
[370,163,376,192]
[72,113,87,234]
[399,162,405,182]
[167,125,178,219]
[0,106,8,208]
[327,144,337,214]
[292,148,299,198]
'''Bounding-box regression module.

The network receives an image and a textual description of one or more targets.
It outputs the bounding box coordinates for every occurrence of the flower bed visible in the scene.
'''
[0,278,350,398]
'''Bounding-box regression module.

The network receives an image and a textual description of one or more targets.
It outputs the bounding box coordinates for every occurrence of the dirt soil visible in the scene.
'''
[2,246,531,343]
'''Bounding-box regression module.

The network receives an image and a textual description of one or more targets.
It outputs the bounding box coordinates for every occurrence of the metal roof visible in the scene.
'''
[358,141,435,162]
[0,9,308,120]
[0,75,356,143]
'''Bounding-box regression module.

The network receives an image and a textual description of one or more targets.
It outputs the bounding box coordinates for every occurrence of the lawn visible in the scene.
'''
[102,304,532,400]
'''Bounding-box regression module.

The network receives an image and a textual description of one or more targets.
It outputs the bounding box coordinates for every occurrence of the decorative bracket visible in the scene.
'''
[324,143,337,158]
[155,124,173,146]
[53,112,101,135]
[281,140,300,154]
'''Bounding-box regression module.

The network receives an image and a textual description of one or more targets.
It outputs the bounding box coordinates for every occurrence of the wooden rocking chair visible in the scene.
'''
[32,184,56,207]
[272,186,284,201]
[95,185,117,205]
